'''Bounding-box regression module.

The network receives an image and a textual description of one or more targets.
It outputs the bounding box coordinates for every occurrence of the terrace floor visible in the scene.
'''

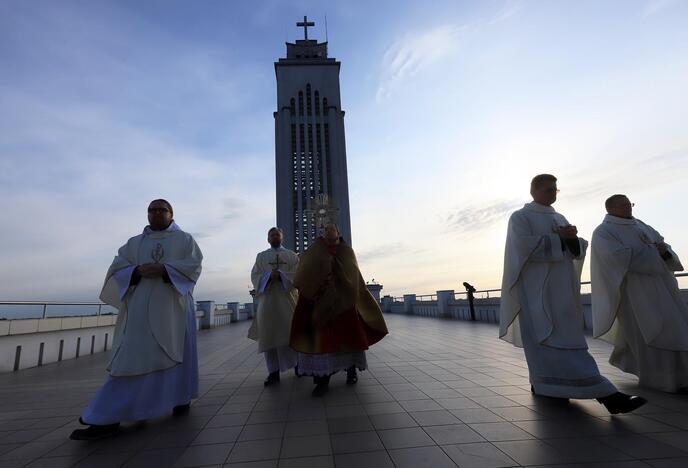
[1,314,688,467]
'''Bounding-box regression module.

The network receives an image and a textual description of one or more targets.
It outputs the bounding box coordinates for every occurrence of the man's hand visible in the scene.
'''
[557,225,578,240]
[138,263,166,278]
[656,242,669,255]
[270,270,281,281]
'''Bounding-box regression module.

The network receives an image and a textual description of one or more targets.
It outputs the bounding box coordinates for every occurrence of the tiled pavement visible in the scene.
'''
[1,314,688,467]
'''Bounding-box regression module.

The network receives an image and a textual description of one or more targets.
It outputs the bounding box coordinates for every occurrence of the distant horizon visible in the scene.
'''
[1,0,687,304]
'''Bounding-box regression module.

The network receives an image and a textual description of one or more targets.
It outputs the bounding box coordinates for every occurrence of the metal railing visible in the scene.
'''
[390,272,688,303]
[0,301,115,320]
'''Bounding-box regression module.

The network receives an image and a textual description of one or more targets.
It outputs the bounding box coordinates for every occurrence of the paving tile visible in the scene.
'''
[424,424,485,445]
[277,455,334,467]
[369,412,418,430]
[173,443,233,467]
[280,434,331,458]
[450,408,504,423]
[227,439,282,464]
[238,423,285,441]
[409,410,460,426]
[441,442,518,468]
[330,431,384,454]
[191,426,242,445]
[468,422,535,441]
[599,433,688,458]
[284,419,328,437]
[362,401,405,415]
[327,415,374,433]
[207,413,250,428]
[388,446,457,468]
[123,448,186,468]
[399,399,443,412]
[72,450,135,468]
[333,450,395,468]
[436,397,482,410]
[645,458,688,468]
[224,461,278,468]
[378,427,435,449]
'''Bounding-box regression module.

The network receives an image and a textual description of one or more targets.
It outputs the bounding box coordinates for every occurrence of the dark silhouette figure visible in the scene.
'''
[463,282,476,321]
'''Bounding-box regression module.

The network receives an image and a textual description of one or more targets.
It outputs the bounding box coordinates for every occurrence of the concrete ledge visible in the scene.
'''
[2,315,120,336]
[37,318,62,333]
[9,319,39,335]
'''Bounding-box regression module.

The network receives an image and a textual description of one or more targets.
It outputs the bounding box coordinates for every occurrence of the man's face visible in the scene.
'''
[268,230,283,247]
[147,201,173,230]
[531,181,558,206]
[324,223,339,241]
[608,197,633,218]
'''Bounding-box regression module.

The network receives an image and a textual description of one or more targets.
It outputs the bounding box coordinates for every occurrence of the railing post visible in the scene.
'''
[42,304,47,319]
[436,290,454,319]
[196,301,215,329]
[403,294,416,315]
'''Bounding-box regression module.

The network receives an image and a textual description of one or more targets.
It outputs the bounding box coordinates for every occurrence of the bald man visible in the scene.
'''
[591,194,688,392]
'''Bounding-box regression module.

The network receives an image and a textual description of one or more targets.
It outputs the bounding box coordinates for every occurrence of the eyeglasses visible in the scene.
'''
[541,188,560,194]
[148,208,170,214]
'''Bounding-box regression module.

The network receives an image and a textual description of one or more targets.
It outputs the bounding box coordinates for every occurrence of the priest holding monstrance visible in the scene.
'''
[248,227,300,385]
[290,223,389,396]
[71,199,202,440]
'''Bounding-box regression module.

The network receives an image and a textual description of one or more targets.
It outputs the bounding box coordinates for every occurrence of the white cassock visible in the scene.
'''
[592,214,688,392]
[500,202,617,398]
[81,222,202,424]
[248,247,299,373]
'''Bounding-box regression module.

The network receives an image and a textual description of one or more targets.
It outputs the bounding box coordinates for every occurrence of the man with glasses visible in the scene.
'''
[500,175,646,413]
[591,194,688,392]
[71,199,203,440]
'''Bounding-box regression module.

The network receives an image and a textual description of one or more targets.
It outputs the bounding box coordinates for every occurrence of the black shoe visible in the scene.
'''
[597,392,648,414]
[172,402,191,416]
[312,383,329,397]
[70,423,120,441]
[312,375,330,397]
[264,371,280,387]
[346,366,358,385]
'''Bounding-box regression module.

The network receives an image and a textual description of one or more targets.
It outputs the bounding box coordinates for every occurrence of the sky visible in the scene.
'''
[1,0,687,304]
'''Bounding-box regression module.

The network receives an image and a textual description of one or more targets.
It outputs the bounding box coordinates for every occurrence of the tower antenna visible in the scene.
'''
[325,14,328,42]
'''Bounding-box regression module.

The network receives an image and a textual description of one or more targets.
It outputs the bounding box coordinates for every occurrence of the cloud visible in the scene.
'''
[445,200,523,233]
[376,24,464,100]
[357,242,426,262]
[565,148,688,202]
[486,0,524,25]
[642,0,679,17]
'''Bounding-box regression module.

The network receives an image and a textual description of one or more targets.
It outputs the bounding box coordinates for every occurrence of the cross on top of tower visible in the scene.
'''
[296,16,315,40]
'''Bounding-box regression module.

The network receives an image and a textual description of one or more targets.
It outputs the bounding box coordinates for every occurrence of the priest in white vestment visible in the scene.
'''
[248,227,299,386]
[71,199,203,440]
[592,194,688,392]
[500,174,646,414]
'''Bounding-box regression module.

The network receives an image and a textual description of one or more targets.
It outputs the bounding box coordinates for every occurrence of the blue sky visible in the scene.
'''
[1,0,687,303]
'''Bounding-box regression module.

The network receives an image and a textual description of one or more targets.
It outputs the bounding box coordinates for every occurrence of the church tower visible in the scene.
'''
[274,16,352,252]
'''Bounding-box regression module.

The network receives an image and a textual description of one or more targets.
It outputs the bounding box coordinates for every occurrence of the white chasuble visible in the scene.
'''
[500,202,588,349]
[247,247,299,353]
[500,203,616,398]
[591,215,688,391]
[100,222,202,377]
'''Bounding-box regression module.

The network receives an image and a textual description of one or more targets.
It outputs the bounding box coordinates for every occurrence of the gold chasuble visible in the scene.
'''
[289,237,388,354]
